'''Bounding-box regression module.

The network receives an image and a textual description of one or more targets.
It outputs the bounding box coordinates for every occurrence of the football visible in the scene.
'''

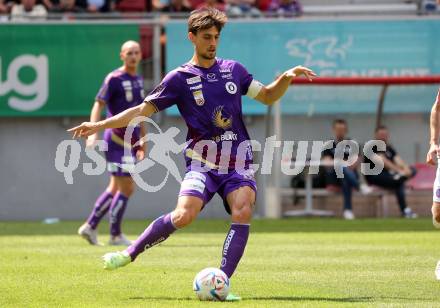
[193,268,230,301]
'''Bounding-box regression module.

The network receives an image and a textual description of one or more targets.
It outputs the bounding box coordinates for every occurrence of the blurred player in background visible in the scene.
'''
[78,40,146,246]
[427,88,440,228]
[426,86,440,280]
[69,8,315,300]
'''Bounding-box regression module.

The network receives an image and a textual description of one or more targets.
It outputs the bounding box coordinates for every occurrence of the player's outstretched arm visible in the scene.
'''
[255,65,316,106]
[68,102,156,139]
[427,95,440,165]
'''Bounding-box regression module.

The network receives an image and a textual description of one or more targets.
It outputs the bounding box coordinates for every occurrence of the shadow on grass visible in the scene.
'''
[128,296,374,303]
[0,218,435,236]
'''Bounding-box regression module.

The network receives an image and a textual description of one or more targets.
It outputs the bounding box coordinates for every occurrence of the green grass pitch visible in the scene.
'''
[1,218,439,307]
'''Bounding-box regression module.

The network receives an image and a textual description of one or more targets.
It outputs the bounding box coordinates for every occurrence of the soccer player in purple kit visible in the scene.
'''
[69,9,315,299]
[77,40,147,246]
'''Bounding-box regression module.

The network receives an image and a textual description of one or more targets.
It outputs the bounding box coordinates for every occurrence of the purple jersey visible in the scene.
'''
[145,58,254,170]
[96,69,145,142]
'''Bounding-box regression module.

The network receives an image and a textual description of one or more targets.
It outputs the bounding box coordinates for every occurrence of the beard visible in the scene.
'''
[200,50,216,60]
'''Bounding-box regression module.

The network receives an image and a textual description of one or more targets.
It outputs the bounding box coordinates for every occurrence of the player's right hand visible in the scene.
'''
[426,143,440,165]
[68,122,99,139]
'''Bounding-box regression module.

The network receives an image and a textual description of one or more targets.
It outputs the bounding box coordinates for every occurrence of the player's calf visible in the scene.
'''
[432,202,440,228]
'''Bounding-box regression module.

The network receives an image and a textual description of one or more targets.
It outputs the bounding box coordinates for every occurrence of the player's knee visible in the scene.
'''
[432,204,440,227]
[119,181,135,197]
[231,203,253,223]
[172,208,197,228]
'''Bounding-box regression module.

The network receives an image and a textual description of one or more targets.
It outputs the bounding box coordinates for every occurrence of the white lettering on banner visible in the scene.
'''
[0,55,48,112]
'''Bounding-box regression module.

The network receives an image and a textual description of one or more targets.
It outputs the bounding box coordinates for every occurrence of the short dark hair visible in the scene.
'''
[188,8,228,35]
[375,125,388,132]
[332,119,347,127]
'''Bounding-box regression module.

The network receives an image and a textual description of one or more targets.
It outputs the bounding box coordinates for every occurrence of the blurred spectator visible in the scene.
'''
[51,0,84,13]
[0,0,8,13]
[196,0,224,11]
[225,0,261,17]
[10,0,47,20]
[86,0,106,12]
[161,0,191,12]
[5,0,53,11]
[322,119,372,220]
[268,0,301,16]
[364,125,417,218]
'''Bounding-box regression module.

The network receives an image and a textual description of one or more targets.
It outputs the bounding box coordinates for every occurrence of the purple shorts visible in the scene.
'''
[178,167,257,214]
[104,129,137,177]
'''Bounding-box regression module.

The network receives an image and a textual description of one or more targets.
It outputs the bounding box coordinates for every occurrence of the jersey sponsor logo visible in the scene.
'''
[212,105,232,129]
[219,67,231,73]
[186,76,201,85]
[221,73,233,79]
[192,90,205,106]
[225,82,237,94]
[189,84,203,90]
[207,73,218,82]
[122,80,133,102]
[213,131,238,142]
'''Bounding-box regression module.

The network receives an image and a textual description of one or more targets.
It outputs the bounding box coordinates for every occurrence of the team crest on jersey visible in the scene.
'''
[225,82,237,94]
[221,73,233,79]
[192,90,205,106]
[212,105,232,129]
[186,76,201,85]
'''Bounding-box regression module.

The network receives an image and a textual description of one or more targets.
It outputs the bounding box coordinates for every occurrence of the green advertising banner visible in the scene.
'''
[0,24,140,116]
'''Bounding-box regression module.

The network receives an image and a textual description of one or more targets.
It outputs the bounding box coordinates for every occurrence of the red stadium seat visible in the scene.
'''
[116,0,147,12]
[406,163,436,191]
[139,25,153,60]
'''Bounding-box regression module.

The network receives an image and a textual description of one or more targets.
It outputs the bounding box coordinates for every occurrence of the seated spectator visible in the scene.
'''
[225,0,261,17]
[9,0,55,11]
[268,0,301,16]
[322,119,372,220]
[10,0,47,20]
[364,125,417,218]
[51,0,84,13]
[161,0,191,12]
[0,0,8,13]
[196,0,225,11]
[86,0,103,11]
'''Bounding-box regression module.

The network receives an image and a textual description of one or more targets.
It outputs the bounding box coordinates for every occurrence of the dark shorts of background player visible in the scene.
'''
[104,129,137,177]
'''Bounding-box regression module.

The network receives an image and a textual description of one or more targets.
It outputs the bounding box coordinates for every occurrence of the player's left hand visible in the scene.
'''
[426,143,440,165]
[285,65,317,81]
[136,148,146,161]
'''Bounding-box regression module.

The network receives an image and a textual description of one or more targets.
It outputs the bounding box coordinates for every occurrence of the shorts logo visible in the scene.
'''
[436,188,440,198]
[192,90,205,106]
[186,76,201,85]
[180,171,206,194]
[225,82,237,94]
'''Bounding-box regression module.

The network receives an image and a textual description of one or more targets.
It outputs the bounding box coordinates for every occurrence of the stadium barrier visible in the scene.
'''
[264,75,440,218]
